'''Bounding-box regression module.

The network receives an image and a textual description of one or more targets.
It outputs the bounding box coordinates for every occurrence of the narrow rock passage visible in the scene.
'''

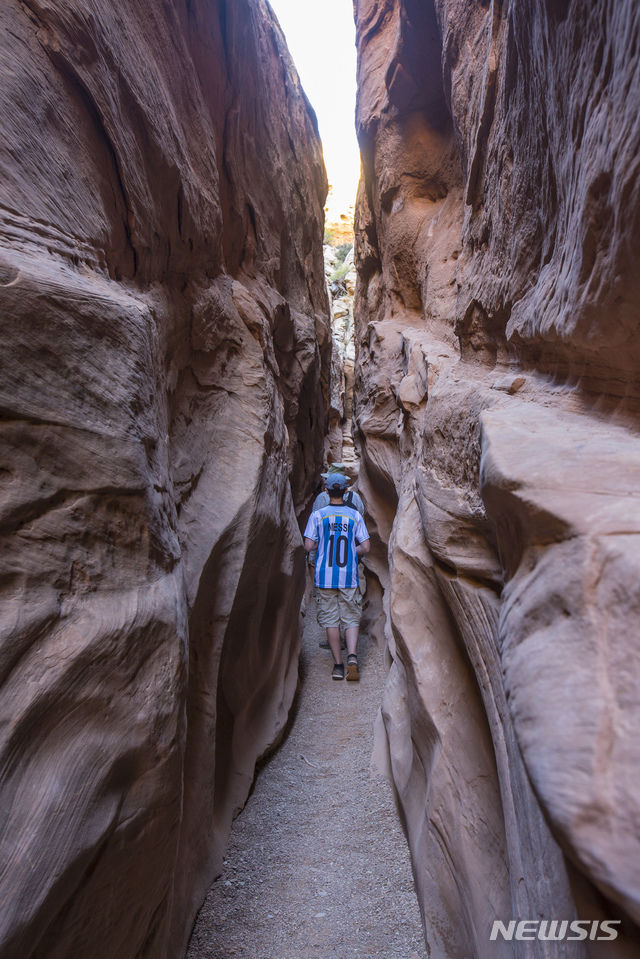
[187,592,427,959]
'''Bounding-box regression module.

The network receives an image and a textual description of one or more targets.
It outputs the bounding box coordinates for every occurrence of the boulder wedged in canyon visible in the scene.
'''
[353,0,640,955]
[0,2,330,957]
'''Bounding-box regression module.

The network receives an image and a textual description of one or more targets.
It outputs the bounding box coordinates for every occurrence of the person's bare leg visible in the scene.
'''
[345,626,358,656]
[327,626,342,664]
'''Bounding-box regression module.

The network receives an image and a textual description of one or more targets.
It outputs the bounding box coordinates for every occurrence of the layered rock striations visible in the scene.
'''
[353,1,640,955]
[0,1,330,956]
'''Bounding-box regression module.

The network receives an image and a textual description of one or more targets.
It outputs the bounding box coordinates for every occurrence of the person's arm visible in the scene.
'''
[303,509,319,553]
[355,515,370,557]
[356,538,370,557]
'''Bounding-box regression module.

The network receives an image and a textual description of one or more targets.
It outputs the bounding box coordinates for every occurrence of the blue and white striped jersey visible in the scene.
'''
[304,504,369,589]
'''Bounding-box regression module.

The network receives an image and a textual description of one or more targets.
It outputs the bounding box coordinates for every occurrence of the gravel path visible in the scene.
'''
[187,592,427,959]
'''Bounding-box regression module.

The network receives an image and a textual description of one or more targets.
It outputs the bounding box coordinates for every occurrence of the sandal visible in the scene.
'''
[346,654,359,682]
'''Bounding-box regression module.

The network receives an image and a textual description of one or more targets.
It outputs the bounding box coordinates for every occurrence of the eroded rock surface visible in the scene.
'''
[353,0,640,955]
[0,2,330,956]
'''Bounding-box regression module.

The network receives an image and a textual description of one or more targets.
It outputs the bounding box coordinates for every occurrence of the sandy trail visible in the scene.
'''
[187,593,427,959]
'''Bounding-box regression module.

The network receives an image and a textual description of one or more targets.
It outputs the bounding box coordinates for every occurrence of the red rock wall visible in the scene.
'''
[353,1,640,956]
[0,1,330,956]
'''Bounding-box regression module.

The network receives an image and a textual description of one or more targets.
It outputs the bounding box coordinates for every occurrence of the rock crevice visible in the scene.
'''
[0,2,330,956]
[353,0,640,955]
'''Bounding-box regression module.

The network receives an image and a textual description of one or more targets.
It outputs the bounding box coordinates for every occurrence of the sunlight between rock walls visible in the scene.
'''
[353,0,640,955]
[0,1,330,955]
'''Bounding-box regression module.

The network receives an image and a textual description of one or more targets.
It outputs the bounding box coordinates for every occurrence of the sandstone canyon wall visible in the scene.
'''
[0,1,330,956]
[353,1,640,956]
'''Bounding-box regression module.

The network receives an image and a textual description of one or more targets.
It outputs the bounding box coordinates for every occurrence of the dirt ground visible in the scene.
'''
[187,593,427,959]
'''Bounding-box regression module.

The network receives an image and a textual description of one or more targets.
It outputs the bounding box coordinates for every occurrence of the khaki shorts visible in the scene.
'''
[316,586,362,628]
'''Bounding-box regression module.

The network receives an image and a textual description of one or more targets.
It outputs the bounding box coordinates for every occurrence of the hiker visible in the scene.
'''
[312,463,365,515]
[304,473,370,681]
[310,464,367,649]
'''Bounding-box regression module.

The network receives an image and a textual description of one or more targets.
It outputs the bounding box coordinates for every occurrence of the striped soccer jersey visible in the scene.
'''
[304,504,369,589]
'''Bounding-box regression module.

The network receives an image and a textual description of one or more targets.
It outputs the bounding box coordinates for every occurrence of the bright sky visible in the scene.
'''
[268,0,360,223]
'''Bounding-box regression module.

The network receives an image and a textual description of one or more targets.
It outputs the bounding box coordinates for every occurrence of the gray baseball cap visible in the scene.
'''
[321,462,348,479]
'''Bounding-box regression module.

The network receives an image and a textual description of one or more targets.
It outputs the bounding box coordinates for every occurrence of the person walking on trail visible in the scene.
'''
[304,473,370,682]
[310,463,367,649]
[312,463,365,515]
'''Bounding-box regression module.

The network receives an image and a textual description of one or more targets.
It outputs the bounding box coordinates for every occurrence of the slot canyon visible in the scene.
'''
[0,0,639,957]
